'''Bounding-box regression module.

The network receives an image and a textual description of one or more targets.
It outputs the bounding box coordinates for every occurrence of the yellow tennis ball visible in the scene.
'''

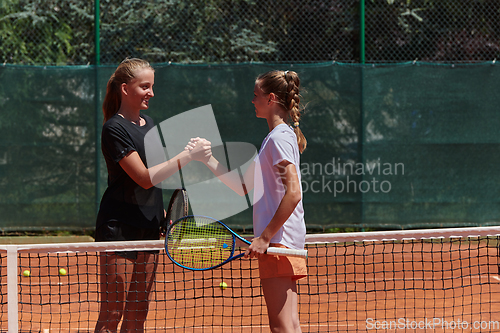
[22,270,30,277]
[219,282,228,290]
[59,268,67,276]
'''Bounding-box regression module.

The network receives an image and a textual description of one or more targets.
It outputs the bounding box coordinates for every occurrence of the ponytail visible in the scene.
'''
[102,74,121,124]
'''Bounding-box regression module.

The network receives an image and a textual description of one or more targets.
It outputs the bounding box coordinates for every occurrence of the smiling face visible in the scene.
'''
[123,68,155,110]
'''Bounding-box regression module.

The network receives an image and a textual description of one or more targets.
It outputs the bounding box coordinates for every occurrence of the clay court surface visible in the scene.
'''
[1,241,499,332]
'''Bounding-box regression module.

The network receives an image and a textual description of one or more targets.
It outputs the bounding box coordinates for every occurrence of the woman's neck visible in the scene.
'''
[267,113,287,132]
[117,108,142,125]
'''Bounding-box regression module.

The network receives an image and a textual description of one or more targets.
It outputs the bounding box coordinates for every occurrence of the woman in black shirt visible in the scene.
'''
[94,58,211,332]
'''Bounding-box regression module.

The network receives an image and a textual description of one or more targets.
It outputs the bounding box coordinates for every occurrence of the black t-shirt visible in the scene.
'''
[96,113,163,230]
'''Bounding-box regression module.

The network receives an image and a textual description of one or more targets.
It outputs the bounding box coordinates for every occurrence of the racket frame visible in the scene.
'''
[165,215,307,271]
[161,188,189,236]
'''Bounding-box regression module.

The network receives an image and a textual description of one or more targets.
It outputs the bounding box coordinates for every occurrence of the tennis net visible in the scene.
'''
[1,226,499,332]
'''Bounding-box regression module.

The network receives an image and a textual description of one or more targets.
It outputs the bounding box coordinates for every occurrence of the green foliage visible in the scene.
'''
[98,0,279,64]
[1,0,500,65]
[0,0,94,64]
[0,0,358,65]
[366,0,500,62]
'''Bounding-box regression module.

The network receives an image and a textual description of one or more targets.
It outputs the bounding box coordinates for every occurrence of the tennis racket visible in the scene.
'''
[160,188,189,237]
[165,215,308,271]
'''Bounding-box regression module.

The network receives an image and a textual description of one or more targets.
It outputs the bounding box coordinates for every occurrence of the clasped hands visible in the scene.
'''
[185,137,212,163]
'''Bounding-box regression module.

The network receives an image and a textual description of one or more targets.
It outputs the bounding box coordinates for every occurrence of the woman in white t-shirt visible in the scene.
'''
[192,70,307,333]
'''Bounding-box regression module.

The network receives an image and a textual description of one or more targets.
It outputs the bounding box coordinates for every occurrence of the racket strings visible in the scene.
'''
[167,217,235,269]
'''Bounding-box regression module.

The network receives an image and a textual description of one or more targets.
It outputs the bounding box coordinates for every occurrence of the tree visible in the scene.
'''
[366,0,500,62]
[0,0,94,65]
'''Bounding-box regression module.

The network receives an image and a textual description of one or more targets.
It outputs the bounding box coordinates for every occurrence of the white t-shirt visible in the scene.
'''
[252,124,306,250]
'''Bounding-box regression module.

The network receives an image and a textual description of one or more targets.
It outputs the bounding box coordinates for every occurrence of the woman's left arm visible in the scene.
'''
[245,160,301,258]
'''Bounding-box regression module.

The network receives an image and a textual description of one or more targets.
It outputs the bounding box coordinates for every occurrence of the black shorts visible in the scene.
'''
[95,220,159,260]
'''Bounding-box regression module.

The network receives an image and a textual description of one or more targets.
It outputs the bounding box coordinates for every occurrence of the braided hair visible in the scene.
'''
[256,70,307,153]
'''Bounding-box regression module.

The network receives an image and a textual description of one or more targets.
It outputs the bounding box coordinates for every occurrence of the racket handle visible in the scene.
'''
[266,247,308,259]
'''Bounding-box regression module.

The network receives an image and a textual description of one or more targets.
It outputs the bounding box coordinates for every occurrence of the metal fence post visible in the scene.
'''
[360,0,365,64]
[94,0,101,217]
[359,0,365,230]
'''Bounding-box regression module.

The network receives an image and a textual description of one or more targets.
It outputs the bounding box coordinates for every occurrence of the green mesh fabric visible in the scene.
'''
[1,62,499,231]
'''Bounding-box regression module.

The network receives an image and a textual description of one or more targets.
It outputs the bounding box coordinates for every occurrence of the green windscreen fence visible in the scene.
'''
[0,63,499,231]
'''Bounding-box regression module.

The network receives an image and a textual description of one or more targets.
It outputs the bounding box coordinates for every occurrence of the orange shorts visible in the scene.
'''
[258,243,307,281]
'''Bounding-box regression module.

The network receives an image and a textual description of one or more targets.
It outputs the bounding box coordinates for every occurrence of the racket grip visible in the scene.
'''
[266,247,308,259]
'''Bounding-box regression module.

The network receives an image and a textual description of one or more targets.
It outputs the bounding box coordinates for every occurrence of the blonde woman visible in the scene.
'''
[94,58,210,332]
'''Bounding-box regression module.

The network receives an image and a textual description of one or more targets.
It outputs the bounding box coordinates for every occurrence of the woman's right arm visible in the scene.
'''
[119,139,212,189]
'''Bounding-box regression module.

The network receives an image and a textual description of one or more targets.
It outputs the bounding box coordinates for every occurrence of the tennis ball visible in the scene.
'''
[219,282,228,290]
[22,270,30,277]
[59,268,67,276]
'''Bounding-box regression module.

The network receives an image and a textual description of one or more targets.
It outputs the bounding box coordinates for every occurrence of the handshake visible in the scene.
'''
[184,137,213,164]
[180,137,255,201]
